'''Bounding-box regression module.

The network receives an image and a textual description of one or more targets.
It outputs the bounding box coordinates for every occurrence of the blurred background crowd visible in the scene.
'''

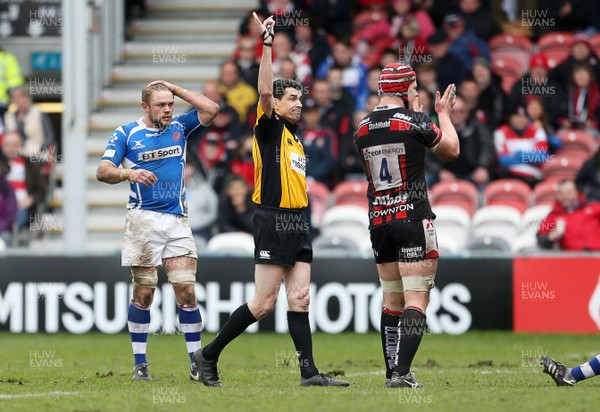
[1,0,600,253]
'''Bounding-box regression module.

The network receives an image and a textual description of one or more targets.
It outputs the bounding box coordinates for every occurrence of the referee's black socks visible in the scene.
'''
[287,311,319,379]
[395,306,427,376]
[203,303,257,361]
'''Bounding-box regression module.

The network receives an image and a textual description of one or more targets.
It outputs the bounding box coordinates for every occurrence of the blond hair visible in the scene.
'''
[141,83,171,104]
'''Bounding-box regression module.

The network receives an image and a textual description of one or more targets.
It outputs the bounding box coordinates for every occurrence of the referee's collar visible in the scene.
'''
[277,113,299,134]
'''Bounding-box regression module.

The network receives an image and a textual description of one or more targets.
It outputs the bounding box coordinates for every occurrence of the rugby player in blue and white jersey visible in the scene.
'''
[96,80,219,382]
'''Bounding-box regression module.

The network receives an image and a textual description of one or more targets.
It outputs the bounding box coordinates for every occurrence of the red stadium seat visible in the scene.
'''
[489,34,532,75]
[542,50,570,69]
[537,32,574,51]
[492,57,524,94]
[556,129,597,160]
[332,180,369,209]
[533,180,559,206]
[430,180,479,216]
[537,32,574,68]
[307,180,331,229]
[491,50,530,76]
[541,153,585,183]
[483,179,532,213]
[590,33,600,58]
[489,33,533,52]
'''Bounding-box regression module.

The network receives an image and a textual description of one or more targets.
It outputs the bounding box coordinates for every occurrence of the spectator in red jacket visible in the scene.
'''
[537,179,600,251]
[493,106,549,187]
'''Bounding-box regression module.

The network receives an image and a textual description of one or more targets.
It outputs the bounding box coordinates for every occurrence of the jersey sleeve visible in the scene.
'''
[174,110,205,140]
[254,101,279,143]
[417,112,442,148]
[101,128,127,167]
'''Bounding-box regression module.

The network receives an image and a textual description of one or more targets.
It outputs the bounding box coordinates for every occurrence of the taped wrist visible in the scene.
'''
[262,24,274,46]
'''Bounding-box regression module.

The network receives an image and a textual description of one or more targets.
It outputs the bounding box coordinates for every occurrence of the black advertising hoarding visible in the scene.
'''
[0,257,512,333]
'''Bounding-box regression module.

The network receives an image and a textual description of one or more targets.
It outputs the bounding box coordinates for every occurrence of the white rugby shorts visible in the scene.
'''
[122,208,197,267]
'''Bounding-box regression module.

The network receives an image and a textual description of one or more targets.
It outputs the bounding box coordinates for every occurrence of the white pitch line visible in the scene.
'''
[0,391,79,400]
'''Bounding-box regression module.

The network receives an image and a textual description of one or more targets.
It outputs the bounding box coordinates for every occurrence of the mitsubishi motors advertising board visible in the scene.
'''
[514,256,600,333]
[0,256,512,334]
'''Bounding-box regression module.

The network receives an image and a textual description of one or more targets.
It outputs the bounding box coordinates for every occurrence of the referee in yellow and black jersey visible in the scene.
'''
[194,13,349,388]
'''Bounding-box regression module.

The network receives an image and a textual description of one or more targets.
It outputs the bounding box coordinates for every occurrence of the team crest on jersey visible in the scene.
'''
[131,140,146,150]
[173,132,181,141]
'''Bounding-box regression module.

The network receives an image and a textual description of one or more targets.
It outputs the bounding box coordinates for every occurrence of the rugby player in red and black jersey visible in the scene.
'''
[354,63,459,388]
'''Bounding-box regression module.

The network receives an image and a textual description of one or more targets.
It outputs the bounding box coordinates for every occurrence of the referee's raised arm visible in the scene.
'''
[253,12,275,118]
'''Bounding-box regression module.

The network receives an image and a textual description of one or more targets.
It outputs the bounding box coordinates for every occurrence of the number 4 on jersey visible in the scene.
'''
[379,157,393,186]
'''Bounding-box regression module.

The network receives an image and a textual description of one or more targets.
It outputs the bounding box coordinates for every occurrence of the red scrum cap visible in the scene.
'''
[378,63,416,99]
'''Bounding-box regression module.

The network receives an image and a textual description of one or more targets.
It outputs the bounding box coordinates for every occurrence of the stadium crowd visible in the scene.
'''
[1,0,600,251]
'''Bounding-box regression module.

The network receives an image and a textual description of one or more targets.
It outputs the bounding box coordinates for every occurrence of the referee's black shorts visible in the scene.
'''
[370,218,439,263]
[253,206,313,267]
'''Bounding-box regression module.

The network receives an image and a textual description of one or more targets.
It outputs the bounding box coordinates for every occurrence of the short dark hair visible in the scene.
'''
[273,78,302,99]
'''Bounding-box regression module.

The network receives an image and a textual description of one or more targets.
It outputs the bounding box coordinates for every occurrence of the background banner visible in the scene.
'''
[0,257,512,334]
[514,256,600,333]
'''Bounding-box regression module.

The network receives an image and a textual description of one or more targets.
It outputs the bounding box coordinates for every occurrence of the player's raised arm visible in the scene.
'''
[147,79,219,125]
[432,84,460,161]
[253,12,275,118]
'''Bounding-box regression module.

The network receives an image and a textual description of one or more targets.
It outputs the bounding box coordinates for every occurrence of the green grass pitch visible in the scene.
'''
[1,331,598,411]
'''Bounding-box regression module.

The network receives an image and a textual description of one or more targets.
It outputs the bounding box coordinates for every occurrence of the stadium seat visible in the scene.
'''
[430,180,479,216]
[307,180,331,229]
[432,205,471,251]
[491,50,530,77]
[320,205,370,245]
[522,204,553,235]
[537,32,574,68]
[537,32,574,52]
[436,232,461,256]
[511,232,544,254]
[541,153,586,183]
[533,180,559,206]
[358,237,375,259]
[483,179,532,213]
[332,180,369,209]
[312,233,361,257]
[206,232,254,255]
[467,235,512,256]
[489,33,532,75]
[489,33,533,53]
[556,129,597,159]
[542,50,571,69]
[472,205,522,245]
[492,56,525,94]
[590,33,600,58]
